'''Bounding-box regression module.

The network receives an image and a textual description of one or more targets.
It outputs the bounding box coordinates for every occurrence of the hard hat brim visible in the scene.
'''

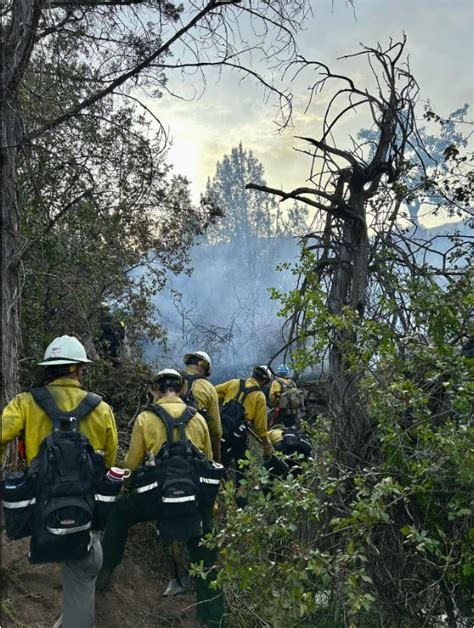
[184,352,210,364]
[184,353,200,363]
[37,358,93,366]
[155,368,183,379]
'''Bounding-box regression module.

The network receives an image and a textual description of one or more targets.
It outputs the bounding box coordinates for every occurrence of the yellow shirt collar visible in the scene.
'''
[46,378,82,388]
[157,396,185,406]
[247,377,261,388]
[184,365,200,375]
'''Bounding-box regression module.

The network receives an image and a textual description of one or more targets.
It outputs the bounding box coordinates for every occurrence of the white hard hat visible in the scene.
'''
[153,369,184,386]
[156,368,183,380]
[183,350,212,374]
[38,335,92,366]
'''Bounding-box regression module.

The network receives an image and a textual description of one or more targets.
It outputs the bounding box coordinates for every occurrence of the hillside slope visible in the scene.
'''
[1,524,201,627]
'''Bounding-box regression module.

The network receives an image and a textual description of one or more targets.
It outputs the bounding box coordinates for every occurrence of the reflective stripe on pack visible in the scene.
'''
[46,522,92,535]
[162,495,196,503]
[94,494,119,503]
[3,498,36,509]
[134,481,159,494]
[200,477,220,485]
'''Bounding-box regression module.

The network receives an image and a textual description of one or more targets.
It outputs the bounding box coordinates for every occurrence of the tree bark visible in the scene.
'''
[327,179,371,467]
[328,107,396,468]
[1,0,41,408]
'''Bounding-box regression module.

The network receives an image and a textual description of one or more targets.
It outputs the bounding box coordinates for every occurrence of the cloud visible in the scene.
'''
[144,0,472,231]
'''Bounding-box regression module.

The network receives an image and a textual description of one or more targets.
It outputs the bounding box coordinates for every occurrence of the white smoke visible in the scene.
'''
[143,236,300,380]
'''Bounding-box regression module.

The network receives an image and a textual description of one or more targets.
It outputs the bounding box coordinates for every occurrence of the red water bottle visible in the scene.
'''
[106,467,131,482]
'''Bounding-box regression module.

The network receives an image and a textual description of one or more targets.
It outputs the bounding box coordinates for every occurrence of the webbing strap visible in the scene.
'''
[146,404,196,444]
[235,379,260,404]
[183,373,204,390]
[183,373,204,406]
[30,387,102,430]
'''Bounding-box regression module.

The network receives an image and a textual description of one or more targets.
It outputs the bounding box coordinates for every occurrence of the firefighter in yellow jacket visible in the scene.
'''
[269,363,304,427]
[1,335,118,628]
[97,369,224,627]
[183,350,222,461]
[269,363,293,408]
[122,369,212,469]
[215,365,273,503]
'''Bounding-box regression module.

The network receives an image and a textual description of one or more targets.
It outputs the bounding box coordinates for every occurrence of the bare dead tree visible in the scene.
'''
[244,41,472,624]
[248,37,426,467]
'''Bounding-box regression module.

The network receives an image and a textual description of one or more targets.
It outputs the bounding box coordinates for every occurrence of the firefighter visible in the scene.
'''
[269,363,304,426]
[216,365,273,503]
[97,369,224,627]
[183,350,223,461]
[1,335,118,628]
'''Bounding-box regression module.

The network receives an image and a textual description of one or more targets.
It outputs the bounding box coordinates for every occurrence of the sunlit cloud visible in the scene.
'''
[144,0,471,231]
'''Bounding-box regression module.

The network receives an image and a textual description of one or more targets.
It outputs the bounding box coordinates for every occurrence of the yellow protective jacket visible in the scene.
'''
[1,378,118,468]
[268,426,284,447]
[215,377,268,438]
[269,377,295,408]
[183,367,222,441]
[124,396,212,471]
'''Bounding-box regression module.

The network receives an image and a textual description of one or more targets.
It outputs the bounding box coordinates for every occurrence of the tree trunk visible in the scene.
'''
[328,182,372,468]
[1,99,22,407]
[1,0,42,410]
[327,106,396,468]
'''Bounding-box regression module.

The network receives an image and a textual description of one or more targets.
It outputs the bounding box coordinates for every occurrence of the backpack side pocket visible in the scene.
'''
[1,472,36,540]
[129,465,163,521]
[93,479,122,531]
[198,462,224,508]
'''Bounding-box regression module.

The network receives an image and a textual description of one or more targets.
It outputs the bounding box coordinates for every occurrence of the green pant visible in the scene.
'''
[101,493,224,627]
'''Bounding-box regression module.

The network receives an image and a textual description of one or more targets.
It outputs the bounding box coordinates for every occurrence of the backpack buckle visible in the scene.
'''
[68,416,80,431]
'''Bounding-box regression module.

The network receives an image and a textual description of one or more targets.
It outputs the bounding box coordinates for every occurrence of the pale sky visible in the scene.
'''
[147,0,473,223]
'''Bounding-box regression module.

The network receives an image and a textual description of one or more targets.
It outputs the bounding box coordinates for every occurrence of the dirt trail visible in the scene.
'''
[1,524,201,627]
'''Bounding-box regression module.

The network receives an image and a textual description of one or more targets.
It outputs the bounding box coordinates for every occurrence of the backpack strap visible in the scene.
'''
[183,373,204,388]
[30,387,102,431]
[235,379,260,404]
[146,404,197,446]
[183,373,205,404]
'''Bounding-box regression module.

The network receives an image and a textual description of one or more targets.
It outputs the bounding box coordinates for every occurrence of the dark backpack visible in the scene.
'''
[265,426,312,481]
[130,405,223,541]
[27,387,105,564]
[220,379,260,448]
[274,426,312,458]
[181,373,210,422]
